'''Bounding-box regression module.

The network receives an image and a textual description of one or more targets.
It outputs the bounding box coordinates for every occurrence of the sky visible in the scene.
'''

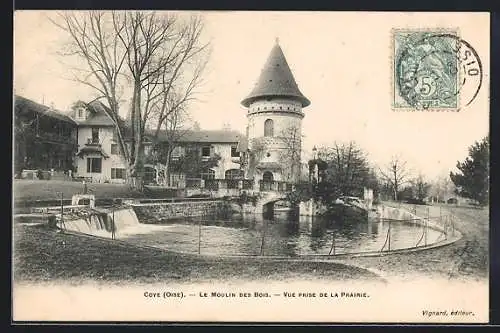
[13,11,490,180]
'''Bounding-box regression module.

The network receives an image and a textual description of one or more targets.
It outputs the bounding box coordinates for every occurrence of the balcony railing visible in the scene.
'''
[86,138,101,146]
[259,180,291,193]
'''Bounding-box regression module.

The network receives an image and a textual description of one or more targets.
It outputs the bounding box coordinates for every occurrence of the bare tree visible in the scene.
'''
[279,125,303,183]
[51,11,210,190]
[149,102,192,186]
[378,155,411,201]
[148,15,209,144]
[51,11,130,167]
[246,138,266,180]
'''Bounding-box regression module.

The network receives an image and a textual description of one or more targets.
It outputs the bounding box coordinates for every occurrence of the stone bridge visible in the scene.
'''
[252,191,289,214]
[181,179,293,213]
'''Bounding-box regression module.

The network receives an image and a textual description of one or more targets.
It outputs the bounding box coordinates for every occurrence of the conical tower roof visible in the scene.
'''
[241,41,310,108]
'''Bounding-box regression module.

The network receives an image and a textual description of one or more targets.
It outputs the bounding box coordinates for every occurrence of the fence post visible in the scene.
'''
[425,207,430,246]
[388,220,391,251]
[443,215,450,240]
[112,201,116,240]
[198,219,202,255]
[451,214,455,236]
[60,192,65,231]
[329,232,336,255]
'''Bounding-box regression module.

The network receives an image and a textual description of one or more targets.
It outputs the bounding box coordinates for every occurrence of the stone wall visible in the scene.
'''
[130,200,232,223]
[376,205,449,234]
[299,199,328,216]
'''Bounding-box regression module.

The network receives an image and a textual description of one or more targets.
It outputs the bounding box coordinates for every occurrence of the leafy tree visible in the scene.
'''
[450,135,489,206]
[397,186,414,201]
[288,142,377,207]
[170,144,221,179]
[412,174,431,201]
[317,141,372,198]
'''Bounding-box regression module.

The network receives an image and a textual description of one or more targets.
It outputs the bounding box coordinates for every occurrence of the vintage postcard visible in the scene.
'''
[12,11,490,323]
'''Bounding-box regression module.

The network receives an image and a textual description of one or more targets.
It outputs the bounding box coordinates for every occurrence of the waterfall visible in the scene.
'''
[59,208,140,239]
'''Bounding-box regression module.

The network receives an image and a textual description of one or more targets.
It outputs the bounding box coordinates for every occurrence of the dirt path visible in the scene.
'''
[335,203,489,282]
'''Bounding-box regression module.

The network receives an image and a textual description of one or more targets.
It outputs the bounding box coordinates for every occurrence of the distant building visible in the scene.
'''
[14,95,78,179]
[14,40,309,188]
[68,101,245,184]
[143,128,244,186]
[14,95,245,184]
[240,40,310,187]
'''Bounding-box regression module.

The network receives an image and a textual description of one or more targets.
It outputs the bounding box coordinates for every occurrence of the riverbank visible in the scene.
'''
[336,202,489,282]
[12,194,488,284]
[13,223,383,285]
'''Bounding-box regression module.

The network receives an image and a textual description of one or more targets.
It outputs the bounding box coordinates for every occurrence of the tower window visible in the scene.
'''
[264,119,274,137]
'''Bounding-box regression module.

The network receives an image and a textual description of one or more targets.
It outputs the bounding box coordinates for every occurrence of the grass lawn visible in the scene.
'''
[13,179,183,202]
[337,202,489,282]
[13,224,383,285]
[13,179,144,201]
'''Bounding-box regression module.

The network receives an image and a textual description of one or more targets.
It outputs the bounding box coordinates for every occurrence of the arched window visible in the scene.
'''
[225,169,244,180]
[263,171,274,182]
[264,119,274,137]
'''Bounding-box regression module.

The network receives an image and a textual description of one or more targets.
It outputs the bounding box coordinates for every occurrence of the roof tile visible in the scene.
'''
[241,43,310,107]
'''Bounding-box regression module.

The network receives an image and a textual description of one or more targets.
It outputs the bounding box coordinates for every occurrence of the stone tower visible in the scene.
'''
[241,40,310,185]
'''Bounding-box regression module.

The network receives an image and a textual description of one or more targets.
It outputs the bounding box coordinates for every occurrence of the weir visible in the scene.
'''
[59,207,140,240]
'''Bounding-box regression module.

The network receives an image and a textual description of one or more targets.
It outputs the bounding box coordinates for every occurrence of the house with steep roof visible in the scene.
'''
[14,95,78,179]
[67,100,128,183]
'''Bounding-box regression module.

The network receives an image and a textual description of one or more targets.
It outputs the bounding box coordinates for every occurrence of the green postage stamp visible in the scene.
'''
[392,29,483,111]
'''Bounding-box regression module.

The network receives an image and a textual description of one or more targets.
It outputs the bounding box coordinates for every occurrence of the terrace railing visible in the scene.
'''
[259,180,290,193]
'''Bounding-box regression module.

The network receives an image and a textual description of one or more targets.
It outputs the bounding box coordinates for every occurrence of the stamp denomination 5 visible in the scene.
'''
[392,29,483,111]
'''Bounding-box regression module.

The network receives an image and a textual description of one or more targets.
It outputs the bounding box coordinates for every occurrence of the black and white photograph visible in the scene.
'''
[12,10,490,322]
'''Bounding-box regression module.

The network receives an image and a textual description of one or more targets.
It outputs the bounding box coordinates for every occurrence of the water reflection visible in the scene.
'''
[122,211,443,256]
